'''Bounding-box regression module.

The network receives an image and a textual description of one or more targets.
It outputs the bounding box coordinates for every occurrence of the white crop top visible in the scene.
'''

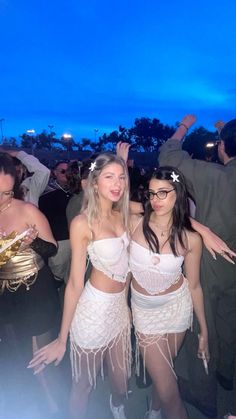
[87,232,129,283]
[129,240,184,295]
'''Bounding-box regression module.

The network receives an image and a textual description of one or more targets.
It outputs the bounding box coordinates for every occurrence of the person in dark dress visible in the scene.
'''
[0,153,67,419]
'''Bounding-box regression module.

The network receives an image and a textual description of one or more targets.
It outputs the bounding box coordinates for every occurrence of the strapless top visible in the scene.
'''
[129,240,184,294]
[87,232,129,283]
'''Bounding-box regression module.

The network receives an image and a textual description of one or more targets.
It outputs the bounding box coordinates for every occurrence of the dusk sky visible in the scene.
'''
[1,0,236,142]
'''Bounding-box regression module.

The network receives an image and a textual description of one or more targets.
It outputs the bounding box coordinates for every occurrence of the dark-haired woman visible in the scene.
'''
[129,167,209,419]
[0,153,65,418]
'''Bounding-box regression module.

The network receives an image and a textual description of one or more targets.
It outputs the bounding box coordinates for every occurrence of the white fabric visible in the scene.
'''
[131,278,193,381]
[131,279,192,335]
[129,240,184,294]
[18,151,50,206]
[70,281,131,385]
[71,280,130,348]
[87,233,129,283]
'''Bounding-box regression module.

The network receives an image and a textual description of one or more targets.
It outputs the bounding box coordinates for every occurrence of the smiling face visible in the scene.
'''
[96,162,127,203]
[148,178,177,216]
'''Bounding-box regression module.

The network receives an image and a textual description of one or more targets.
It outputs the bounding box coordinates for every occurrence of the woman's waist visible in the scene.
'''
[131,274,184,297]
[0,249,44,280]
[89,270,127,294]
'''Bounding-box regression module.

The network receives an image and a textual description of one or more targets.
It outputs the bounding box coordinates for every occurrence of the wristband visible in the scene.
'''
[178,122,189,132]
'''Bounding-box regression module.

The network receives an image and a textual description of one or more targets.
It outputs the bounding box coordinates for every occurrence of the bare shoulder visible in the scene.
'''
[186,229,202,251]
[130,214,143,233]
[130,200,143,214]
[15,200,40,217]
[70,213,90,240]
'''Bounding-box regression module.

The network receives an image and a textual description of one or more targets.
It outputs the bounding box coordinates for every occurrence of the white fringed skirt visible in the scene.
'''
[70,280,131,386]
[131,278,193,381]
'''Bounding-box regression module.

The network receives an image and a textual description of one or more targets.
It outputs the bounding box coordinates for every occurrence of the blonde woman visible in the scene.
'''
[30,148,235,419]
[29,153,131,419]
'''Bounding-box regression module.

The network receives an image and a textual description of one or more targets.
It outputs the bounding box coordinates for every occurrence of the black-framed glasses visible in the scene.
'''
[145,189,175,200]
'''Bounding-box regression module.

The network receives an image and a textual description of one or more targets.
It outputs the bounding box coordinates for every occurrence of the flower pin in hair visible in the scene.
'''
[170,171,180,183]
[89,162,97,172]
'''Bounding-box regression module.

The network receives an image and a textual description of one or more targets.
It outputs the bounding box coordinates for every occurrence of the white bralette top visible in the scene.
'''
[129,240,184,294]
[87,232,129,283]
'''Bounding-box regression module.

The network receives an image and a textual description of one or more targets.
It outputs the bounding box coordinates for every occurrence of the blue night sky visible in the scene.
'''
[1,0,236,142]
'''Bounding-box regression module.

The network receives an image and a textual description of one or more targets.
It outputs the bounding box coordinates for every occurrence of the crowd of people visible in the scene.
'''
[0,115,235,419]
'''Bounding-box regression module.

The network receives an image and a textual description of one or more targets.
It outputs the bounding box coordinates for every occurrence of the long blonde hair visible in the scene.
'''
[82,153,130,232]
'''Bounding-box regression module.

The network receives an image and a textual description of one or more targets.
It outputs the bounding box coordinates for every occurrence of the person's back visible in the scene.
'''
[158,116,236,417]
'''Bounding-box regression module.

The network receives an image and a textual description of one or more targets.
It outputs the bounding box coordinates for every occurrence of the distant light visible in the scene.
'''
[205,142,215,148]
[26,129,36,135]
[62,133,72,139]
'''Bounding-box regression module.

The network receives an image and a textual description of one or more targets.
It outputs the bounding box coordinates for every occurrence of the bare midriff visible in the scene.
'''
[90,268,127,293]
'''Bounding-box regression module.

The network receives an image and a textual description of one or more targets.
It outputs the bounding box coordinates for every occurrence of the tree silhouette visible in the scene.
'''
[183,127,218,160]
[129,117,175,151]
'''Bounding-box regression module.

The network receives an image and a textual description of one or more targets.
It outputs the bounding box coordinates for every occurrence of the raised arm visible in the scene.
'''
[9,150,50,206]
[116,141,131,163]
[169,115,197,142]
[28,215,89,372]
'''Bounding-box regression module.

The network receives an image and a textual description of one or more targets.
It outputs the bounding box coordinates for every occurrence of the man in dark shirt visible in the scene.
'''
[159,115,236,416]
[39,165,72,284]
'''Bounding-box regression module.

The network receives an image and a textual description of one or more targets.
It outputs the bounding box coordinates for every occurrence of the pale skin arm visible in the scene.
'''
[116,141,131,163]
[130,194,236,262]
[184,232,209,361]
[28,215,89,373]
[190,217,236,264]
[25,203,57,245]
[169,114,197,141]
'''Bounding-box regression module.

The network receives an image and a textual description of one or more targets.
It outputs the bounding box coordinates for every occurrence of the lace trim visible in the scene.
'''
[132,270,182,294]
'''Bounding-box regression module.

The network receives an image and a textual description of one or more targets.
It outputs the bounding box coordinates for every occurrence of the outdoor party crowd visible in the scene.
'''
[0,115,236,419]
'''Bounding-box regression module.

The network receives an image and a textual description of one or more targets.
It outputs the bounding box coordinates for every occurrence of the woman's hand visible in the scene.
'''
[116,141,131,163]
[198,333,210,375]
[20,225,38,250]
[28,338,66,374]
[201,227,236,264]
[197,333,209,361]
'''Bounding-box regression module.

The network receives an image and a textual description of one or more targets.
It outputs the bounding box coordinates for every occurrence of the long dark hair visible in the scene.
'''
[0,153,24,200]
[143,166,193,256]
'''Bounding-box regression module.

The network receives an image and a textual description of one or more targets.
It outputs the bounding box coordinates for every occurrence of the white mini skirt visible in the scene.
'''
[131,277,193,335]
[70,280,131,385]
[131,278,193,381]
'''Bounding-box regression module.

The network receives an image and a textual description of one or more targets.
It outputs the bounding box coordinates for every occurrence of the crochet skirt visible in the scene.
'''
[70,280,131,386]
[131,278,193,381]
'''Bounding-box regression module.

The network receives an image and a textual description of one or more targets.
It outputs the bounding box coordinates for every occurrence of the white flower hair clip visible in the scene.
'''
[170,171,180,183]
[89,162,97,172]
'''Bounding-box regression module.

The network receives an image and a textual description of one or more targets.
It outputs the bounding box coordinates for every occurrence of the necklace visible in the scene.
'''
[55,182,71,197]
[151,221,171,237]
[155,227,169,237]
[0,200,12,214]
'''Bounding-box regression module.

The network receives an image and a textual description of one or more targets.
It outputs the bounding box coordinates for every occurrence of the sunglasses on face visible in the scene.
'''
[145,189,175,200]
[57,169,67,174]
